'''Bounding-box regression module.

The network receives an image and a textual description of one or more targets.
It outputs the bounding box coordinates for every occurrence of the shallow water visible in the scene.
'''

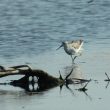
[0,0,110,110]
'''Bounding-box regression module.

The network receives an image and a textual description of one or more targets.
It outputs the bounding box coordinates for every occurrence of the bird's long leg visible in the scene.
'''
[71,55,73,62]
[71,55,77,63]
[73,56,77,61]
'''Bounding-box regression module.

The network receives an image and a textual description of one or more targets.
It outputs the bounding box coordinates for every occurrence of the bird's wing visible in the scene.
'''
[71,40,83,49]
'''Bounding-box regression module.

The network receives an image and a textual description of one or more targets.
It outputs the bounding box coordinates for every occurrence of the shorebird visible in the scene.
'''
[56,39,83,62]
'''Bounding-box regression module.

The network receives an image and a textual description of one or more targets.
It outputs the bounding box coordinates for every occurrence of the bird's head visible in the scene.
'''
[56,41,67,50]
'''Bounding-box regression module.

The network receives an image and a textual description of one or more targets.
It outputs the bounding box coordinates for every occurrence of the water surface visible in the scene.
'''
[0,0,110,110]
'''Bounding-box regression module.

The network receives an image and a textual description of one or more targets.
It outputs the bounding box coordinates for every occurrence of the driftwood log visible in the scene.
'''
[0,65,90,92]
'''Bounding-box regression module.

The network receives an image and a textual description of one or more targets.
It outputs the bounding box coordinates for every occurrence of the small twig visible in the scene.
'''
[72,78,91,82]
[105,72,110,81]
[59,84,63,94]
[78,79,91,92]
[83,80,90,88]
[59,71,63,80]
[83,91,92,101]
[104,73,110,88]
[105,81,110,89]
[66,84,74,96]
[65,68,73,80]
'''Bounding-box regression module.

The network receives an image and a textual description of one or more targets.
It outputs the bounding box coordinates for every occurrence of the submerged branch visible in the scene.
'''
[0,65,91,92]
[77,79,91,92]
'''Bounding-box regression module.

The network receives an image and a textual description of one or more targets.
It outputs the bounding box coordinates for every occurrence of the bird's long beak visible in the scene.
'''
[56,44,63,50]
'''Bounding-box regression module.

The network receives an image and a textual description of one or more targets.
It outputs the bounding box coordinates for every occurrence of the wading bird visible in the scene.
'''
[56,39,83,63]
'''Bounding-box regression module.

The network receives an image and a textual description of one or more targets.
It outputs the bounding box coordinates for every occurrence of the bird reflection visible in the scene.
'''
[64,63,86,84]
[59,63,91,98]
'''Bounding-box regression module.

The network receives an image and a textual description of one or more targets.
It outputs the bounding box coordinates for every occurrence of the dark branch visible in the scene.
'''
[59,71,63,80]
[78,79,91,92]
[65,68,73,80]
